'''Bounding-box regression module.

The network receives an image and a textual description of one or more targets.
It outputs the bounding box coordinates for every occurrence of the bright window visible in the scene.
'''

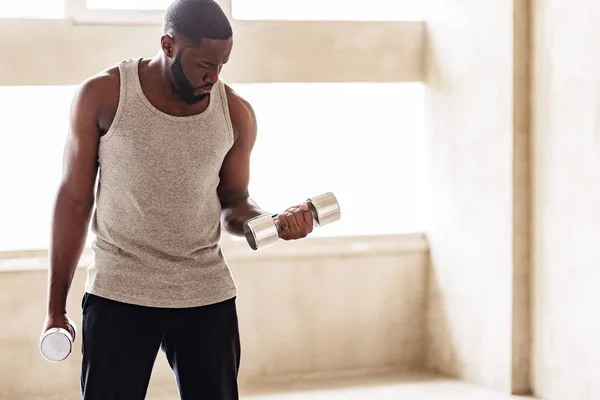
[0,83,428,252]
[0,86,78,252]
[85,0,173,10]
[230,82,429,239]
[231,0,424,21]
[0,0,65,18]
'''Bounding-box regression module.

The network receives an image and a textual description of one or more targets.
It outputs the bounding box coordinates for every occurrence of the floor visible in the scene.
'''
[142,372,535,400]
[15,372,535,399]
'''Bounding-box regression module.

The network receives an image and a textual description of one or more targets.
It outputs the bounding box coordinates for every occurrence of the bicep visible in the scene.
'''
[217,101,257,206]
[59,83,101,207]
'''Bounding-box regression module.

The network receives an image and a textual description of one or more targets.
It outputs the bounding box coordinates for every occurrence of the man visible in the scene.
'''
[42,0,313,398]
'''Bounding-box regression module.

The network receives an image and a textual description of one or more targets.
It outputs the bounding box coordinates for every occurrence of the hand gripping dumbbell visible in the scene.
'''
[39,319,77,362]
[243,192,341,251]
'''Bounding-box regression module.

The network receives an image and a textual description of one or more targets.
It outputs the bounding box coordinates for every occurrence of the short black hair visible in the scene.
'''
[163,0,232,45]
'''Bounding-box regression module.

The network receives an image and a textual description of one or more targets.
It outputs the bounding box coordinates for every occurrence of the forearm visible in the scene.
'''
[47,188,94,315]
[221,196,270,237]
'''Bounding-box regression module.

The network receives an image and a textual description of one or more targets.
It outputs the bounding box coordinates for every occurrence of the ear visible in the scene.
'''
[161,34,176,58]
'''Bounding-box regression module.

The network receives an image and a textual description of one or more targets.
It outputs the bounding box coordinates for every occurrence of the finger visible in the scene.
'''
[277,214,289,238]
[292,208,309,236]
[67,322,76,340]
[301,203,314,233]
[284,211,299,238]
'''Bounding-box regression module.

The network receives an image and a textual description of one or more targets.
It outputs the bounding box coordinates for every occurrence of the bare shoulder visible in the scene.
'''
[224,83,257,144]
[73,65,121,133]
[77,66,120,100]
[76,66,120,105]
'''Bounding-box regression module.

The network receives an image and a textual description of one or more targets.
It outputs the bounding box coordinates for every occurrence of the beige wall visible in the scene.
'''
[423,0,531,394]
[425,0,600,398]
[0,18,423,86]
[531,0,600,398]
[0,235,428,399]
[424,0,513,391]
[511,0,532,393]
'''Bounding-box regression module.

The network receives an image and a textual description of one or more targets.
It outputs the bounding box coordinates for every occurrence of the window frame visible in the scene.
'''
[64,0,423,25]
[229,0,424,22]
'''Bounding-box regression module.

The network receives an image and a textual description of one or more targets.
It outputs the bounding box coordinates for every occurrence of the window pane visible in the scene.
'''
[0,0,64,18]
[229,82,429,238]
[0,86,78,252]
[232,0,423,21]
[86,0,173,10]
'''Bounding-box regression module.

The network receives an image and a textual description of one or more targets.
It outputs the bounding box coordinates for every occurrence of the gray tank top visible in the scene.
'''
[85,57,237,308]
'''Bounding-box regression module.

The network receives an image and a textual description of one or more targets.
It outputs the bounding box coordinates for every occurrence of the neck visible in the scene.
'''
[148,53,182,101]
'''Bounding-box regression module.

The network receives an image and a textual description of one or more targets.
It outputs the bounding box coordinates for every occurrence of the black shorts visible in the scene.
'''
[80,293,241,400]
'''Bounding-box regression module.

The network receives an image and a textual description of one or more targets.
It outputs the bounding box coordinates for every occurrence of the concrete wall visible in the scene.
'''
[424,0,513,391]
[425,0,600,398]
[423,0,531,394]
[0,18,423,85]
[0,235,428,399]
[531,0,600,398]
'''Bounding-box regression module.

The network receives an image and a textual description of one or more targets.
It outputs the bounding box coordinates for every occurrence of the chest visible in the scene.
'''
[98,89,210,135]
[99,115,233,184]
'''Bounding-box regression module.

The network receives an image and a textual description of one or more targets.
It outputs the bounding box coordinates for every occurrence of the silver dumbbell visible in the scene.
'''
[39,319,77,362]
[243,192,341,251]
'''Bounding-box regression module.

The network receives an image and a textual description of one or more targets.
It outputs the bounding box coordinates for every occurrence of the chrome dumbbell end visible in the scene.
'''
[306,192,341,227]
[40,320,77,363]
[243,192,341,251]
[243,213,280,251]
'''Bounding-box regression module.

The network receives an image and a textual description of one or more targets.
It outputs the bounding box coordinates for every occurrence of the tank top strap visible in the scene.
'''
[214,79,235,144]
[117,58,143,107]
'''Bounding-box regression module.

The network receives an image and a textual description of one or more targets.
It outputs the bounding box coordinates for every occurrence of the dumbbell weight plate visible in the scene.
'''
[243,213,280,251]
[307,192,341,227]
[40,328,73,362]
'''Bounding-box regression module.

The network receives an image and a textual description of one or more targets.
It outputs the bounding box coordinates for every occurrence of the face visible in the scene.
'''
[163,36,233,105]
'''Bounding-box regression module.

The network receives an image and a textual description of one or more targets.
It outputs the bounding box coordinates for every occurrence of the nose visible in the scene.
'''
[205,66,220,85]
[206,66,221,85]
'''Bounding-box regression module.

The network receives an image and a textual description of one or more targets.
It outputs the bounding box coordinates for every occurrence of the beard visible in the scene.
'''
[170,52,209,105]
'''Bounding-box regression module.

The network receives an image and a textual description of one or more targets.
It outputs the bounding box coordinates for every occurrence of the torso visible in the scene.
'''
[85,57,240,308]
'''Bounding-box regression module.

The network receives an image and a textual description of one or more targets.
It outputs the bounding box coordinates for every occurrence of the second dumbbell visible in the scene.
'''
[39,319,77,363]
